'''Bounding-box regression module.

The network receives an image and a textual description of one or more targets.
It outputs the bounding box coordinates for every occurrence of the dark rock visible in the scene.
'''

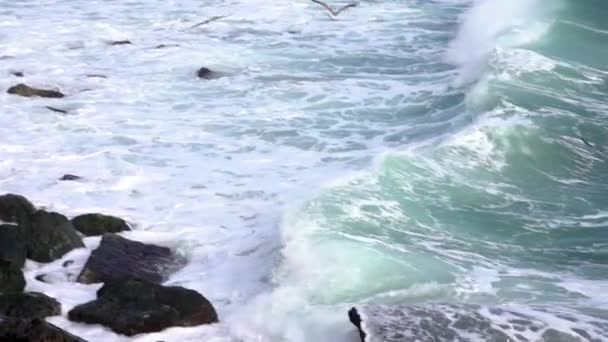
[68,277,218,336]
[109,40,132,46]
[85,74,107,78]
[10,71,23,77]
[23,210,84,263]
[46,106,68,114]
[0,261,25,295]
[0,193,36,225]
[0,292,60,319]
[349,307,366,342]
[196,67,220,80]
[71,214,130,236]
[0,316,88,342]
[62,260,74,268]
[0,225,26,267]
[77,234,184,284]
[59,174,81,181]
[7,84,64,98]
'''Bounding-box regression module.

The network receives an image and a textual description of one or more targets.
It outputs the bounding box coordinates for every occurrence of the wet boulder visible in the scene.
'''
[0,261,25,295]
[0,193,36,225]
[7,83,64,98]
[196,67,221,80]
[77,234,184,284]
[0,316,87,342]
[71,214,130,236]
[0,292,60,319]
[68,277,218,336]
[23,210,84,263]
[0,225,26,268]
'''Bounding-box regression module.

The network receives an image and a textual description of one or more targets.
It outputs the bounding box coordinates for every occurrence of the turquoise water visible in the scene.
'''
[0,0,606,340]
[275,0,608,338]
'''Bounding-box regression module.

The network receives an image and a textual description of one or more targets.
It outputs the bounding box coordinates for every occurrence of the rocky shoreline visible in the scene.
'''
[0,193,218,341]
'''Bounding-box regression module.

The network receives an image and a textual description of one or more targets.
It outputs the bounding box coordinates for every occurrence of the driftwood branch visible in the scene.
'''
[311,0,358,19]
[189,15,229,29]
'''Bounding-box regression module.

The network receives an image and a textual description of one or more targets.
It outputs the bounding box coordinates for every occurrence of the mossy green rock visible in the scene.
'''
[71,213,130,236]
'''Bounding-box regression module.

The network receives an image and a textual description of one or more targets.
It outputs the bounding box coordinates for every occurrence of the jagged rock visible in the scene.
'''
[68,277,218,336]
[23,210,84,263]
[108,40,132,45]
[0,193,36,225]
[77,234,184,284]
[59,174,81,181]
[196,67,220,80]
[0,316,87,342]
[7,84,64,98]
[0,292,60,319]
[71,214,130,236]
[0,225,26,267]
[0,261,25,295]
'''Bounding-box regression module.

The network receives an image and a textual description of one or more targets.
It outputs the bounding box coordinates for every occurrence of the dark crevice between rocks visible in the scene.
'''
[348,307,366,342]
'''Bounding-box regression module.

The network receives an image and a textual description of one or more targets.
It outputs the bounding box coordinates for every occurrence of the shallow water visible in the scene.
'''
[1,0,607,341]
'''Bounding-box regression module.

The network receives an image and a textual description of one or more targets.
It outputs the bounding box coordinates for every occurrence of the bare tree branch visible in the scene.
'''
[189,15,229,29]
[311,0,358,19]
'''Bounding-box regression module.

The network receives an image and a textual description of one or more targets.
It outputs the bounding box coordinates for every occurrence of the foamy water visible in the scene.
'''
[2,0,607,341]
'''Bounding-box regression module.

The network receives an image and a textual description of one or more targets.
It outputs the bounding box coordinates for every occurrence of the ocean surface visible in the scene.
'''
[1,0,607,341]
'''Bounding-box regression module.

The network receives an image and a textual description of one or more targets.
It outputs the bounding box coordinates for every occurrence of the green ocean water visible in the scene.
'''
[278,0,608,320]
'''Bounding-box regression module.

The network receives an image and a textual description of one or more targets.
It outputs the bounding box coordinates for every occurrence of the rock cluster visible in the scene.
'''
[0,193,217,340]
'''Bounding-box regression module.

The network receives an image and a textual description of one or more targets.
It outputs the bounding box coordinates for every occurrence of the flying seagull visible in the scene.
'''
[311,0,358,19]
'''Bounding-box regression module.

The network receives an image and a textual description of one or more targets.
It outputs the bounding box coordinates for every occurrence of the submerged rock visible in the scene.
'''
[23,210,84,263]
[59,174,82,181]
[77,234,184,284]
[108,40,132,45]
[0,193,36,225]
[0,261,25,295]
[0,316,87,342]
[0,292,60,319]
[10,71,23,77]
[196,67,221,80]
[0,225,26,268]
[349,305,606,342]
[68,277,218,336]
[71,214,130,236]
[7,83,64,98]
